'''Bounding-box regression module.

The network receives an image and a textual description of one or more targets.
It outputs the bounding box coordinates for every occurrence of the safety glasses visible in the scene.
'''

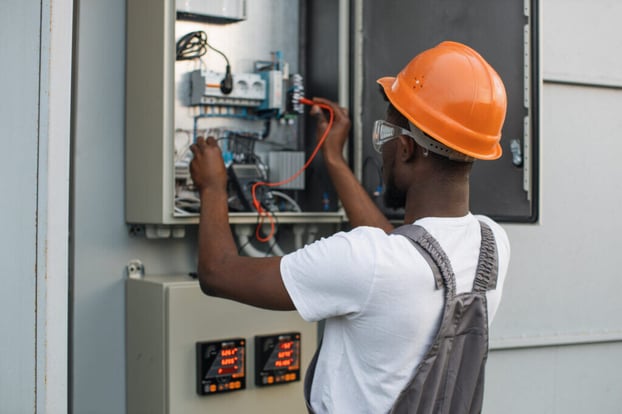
[372,119,474,161]
[372,120,415,153]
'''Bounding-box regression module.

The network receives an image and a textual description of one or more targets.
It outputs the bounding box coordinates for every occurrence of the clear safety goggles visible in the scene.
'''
[371,120,474,161]
[372,120,415,153]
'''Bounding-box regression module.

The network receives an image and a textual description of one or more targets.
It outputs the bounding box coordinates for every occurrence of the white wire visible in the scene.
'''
[174,207,197,216]
[235,225,273,257]
[268,239,285,256]
[270,191,302,212]
[174,129,192,162]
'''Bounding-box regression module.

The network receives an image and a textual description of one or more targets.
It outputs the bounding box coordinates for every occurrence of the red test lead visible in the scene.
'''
[251,98,335,242]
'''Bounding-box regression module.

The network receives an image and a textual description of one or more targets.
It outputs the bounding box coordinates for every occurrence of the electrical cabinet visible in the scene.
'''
[125,0,345,231]
[126,274,316,413]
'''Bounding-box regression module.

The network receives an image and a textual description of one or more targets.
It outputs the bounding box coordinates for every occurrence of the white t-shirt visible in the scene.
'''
[280,213,510,414]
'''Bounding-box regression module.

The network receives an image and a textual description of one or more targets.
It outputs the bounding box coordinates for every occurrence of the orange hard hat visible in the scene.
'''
[377,41,507,160]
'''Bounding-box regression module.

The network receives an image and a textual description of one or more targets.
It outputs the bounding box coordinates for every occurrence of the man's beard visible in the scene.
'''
[383,170,406,209]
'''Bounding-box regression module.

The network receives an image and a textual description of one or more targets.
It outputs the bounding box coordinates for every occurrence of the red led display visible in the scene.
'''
[221,348,238,357]
[278,350,293,359]
[218,366,240,375]
[221,357,238,366]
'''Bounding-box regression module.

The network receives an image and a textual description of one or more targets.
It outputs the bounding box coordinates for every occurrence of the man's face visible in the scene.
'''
[379,106,411,209]
[381,138,407,209]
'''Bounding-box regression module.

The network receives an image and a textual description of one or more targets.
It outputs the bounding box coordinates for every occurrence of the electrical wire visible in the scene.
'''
[176,31,208,61]
[270,191,302,212]
[204,40,230,67]
[253,208,281,244]
[251,98,334,242]
[176,31,232,94]
[175,31,231,65]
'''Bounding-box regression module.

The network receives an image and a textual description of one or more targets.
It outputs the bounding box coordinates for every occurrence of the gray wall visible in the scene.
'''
[484,0,622,412]
[72,1,197,412]
[69,1,622,414]
[0,1,41,411]
[2,1,72,411]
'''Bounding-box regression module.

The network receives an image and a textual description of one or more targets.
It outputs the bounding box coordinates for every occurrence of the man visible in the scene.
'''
[190,41,510,413]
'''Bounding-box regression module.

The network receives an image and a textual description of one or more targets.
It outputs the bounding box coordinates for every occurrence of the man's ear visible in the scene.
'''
[397,135,416,162]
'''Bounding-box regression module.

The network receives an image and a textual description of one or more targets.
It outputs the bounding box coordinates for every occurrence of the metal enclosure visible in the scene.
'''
[125,0,345,227]
[126,275,316,413]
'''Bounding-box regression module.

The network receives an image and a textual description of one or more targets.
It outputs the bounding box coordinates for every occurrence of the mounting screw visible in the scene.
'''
[126,259,145,279]
[510,139,523,167]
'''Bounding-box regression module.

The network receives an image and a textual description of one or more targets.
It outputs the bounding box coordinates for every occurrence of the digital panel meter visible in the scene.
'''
[255,332,301,387]
[196,338,246,395]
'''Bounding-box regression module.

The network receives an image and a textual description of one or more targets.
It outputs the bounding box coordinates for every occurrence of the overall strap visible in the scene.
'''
[472,221,499,293]
[304,338,322,414]
[391,225,456,298]
[389,221,499,414]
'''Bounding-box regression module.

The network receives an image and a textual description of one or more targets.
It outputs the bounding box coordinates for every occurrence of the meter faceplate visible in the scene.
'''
[255,332,301,387]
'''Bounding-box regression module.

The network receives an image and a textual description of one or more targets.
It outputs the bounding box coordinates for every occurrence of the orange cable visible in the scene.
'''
[251,98,334,242]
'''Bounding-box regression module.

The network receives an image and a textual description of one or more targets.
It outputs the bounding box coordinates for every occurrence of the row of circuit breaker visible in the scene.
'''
[196,332,302,395]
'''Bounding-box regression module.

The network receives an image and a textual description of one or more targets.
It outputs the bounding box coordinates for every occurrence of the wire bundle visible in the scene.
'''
[176,30,231,64]
[176,31,208,61]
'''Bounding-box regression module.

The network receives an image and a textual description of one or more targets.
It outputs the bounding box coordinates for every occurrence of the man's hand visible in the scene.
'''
[307,97,393,232]
[309,97,351,164]
[190,136,228,194]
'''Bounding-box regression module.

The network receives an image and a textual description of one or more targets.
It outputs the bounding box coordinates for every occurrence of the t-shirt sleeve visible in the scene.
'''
[280,227,381,322]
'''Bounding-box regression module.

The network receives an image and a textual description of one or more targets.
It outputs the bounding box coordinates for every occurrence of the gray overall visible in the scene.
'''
[304,222,498,414]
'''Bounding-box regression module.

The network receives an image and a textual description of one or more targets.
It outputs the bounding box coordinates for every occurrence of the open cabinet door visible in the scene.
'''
[357,0,539,222]
[306,0,539,223]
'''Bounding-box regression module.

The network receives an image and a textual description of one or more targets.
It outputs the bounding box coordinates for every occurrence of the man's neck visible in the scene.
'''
[402,179,470,223]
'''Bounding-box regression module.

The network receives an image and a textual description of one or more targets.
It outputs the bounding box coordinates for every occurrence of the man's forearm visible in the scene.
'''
[325,154,393,232]
[195,188,294,310]
[196,189,238,294]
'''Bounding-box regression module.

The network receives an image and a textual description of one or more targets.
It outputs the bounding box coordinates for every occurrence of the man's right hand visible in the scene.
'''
[189,136,228,195]
[306,96,393,232]
[308,97,351,165]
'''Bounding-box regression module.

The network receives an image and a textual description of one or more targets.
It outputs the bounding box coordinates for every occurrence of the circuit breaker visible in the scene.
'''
[126,274,316,414]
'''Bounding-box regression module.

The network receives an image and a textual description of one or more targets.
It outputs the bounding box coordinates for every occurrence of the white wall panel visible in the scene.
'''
[542,0,622,86]
[483,1,622,412]
[485,343,622,413]
[493,83,622,346]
